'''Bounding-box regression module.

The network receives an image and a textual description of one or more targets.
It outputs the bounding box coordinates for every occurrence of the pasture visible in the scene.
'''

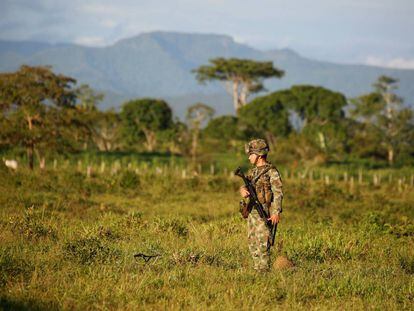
[0,158,413,310]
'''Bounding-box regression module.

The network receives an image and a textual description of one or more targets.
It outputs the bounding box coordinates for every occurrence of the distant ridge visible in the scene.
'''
[1,31,413,118]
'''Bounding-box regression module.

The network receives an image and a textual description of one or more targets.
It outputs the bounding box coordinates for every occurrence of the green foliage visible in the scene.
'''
[8,208,57,241]
[193,57,284,84]
[398,254,414,275]
[120,98,174,151]
[204,115,239,140]
[0,163,413,309]
[0,65,78,168]
[193,57,284,111]
[286,85,346,122]
[118,170,140,189]
[0,247,34,287]
[64,237,121,265]
[152,217,189,238]
[237,85,350,161]
[238,92,292,142]
[350,76,414,165]
[202,115,247,152]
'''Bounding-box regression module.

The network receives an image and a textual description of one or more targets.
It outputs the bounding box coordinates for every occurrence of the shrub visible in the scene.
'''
[0,247,34,287]
[118,171,140,189]
[9,208,57,240]
[399,254,414,274]
[152,217,189,238]
[64,237,121,265]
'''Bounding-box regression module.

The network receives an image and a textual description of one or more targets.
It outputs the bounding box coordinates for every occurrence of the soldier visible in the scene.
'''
[239,139,283,272]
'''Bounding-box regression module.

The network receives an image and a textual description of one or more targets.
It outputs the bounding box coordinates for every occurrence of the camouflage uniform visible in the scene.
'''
[243,139,283,272]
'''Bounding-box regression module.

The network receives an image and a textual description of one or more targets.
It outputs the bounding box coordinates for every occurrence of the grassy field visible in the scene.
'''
[0,161,413,310]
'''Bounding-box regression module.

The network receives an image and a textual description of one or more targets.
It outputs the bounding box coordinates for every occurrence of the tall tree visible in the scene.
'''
[186,103,215,165]
[193,58,284,113]
[60,84,105,150]
[90,110,122,152]
[288,85,348,155]
[238,93,291,146]
[203,115,245,151]
[120,98,173,151]
[0,65,76,169]
[351,76,413,165]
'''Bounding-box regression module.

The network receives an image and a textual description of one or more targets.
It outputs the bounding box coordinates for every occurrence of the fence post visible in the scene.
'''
[197,164,202,175]
[350,176,354,193]
[398,179,403,193]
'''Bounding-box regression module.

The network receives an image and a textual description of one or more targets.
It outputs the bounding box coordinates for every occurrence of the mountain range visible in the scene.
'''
[1,31,413,118]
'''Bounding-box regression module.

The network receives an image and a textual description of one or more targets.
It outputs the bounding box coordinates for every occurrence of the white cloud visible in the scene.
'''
[100,19,118,28]
[365,56,414,69]
[74,36,107,46]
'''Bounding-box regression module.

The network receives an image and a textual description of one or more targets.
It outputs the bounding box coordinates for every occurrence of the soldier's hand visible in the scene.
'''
[239,186,250,198]
[268,214,280,225]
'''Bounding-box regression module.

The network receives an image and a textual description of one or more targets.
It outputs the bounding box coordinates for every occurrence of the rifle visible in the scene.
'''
[234,166,278,248]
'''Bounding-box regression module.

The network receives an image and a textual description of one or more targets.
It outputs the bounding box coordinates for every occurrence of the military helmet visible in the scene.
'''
[245,139,269,156]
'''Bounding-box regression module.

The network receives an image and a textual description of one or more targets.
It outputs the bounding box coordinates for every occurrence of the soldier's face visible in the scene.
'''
[248,153,258,164]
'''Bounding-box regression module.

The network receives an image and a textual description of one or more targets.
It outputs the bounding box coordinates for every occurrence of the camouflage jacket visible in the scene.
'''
[246,162,283,216]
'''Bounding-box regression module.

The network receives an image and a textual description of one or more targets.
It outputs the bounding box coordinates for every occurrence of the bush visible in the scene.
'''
[0,247,34,287]
[9,208,57,240]
[64,237,121,265]
[152,217,189,238]
[118,171,140,189]
[399,254,414,274]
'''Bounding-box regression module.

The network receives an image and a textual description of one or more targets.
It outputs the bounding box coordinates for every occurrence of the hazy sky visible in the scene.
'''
[1,0,413,68]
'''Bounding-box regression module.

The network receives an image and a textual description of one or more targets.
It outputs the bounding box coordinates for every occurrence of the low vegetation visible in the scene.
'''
[1,162,413,310]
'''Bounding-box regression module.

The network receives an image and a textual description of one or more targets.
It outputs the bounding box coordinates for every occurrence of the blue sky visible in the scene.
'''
[1,0,413,68]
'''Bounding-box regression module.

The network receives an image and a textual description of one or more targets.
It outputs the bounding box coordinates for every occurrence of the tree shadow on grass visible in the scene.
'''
[0,297,59,311]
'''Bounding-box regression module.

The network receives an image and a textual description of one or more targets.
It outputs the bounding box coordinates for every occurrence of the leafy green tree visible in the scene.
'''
[282,85,348,156]
[72,85,122,152]
[237,85,348,161]
[186,103,215,165]
[203,116,247,152]
[351,76,414,165]
[157,119,190,155]
[193,58,284,113]
[76,84,104,110]
[70,84,105,150]
[286,85,346,126]
[89,110,122,151]
[0,65,77,169]
[238,93,292,146]
[120,98,173,151]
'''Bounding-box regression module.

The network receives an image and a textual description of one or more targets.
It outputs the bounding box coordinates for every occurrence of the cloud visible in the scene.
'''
[74,36,107,46]
[365,56,414,69]
[0,0,413,64]
[100,19,118,28]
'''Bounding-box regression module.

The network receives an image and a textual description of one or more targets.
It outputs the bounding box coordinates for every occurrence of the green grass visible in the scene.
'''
[0,163,413,310]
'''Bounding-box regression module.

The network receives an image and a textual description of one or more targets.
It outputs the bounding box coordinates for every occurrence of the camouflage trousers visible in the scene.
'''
[247,209,271,272]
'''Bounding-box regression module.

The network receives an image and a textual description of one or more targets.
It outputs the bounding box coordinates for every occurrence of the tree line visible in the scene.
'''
[1,61,413,169]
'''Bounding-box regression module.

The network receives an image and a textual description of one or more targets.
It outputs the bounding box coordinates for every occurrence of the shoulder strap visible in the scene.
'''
[252,165,274,184]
